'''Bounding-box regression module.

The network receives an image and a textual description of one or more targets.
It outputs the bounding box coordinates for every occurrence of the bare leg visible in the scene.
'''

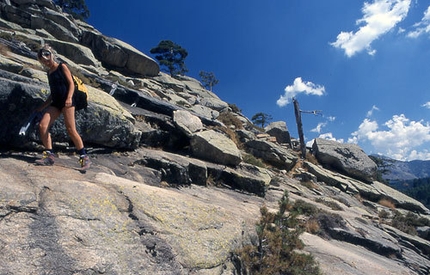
[62,106,84,150]
[38,106,61,150]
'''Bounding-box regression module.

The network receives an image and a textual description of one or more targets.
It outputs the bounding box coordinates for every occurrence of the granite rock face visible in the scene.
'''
[312,138,378,183]
[1,1,430,274]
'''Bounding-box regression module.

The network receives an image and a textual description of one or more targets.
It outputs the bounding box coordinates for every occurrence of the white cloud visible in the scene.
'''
[408,5,430,38]
[422,101,430,109]
[311,116,336,133]
[307,133,345,148]
[366,105,380,117]
[318,133,344,143]
[311,122,327,133]
[350,114,430,160]
[277,77,325,107]
[331,0,411,57]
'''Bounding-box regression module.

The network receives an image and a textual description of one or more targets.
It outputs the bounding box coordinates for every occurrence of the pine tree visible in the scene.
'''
[251,112,272,128]
[53,0,90,20]
[199,71,219,91]
[150,40,188,77]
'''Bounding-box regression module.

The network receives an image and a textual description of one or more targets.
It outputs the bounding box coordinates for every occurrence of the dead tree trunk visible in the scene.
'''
[293,98,306,159]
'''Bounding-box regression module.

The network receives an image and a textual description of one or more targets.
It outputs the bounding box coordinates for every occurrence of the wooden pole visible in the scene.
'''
[293,98,306,159]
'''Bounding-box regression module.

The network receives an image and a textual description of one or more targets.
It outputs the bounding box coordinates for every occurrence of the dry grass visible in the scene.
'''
[305,218,320,234]
[217,111,243,130]
[300,181,319,190]
[305,152,319,165]
[0,43,10,56]
[379,198,396,209]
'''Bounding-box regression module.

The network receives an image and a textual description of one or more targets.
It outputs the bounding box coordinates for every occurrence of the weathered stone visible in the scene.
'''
[305,161,429,214]
[245,139,298,170]
[417,226,430,241]
[189,104,219,120]
[312,138,378,183]
[80,28,159,77]
[236,129,256,143]
[0,156,260,274]
[305,161,359,193]
[44,38,102,68]
[211,162,272,197]
[265,121,291,145]
[173,110,203,137]
[190,130,242,166]
[0,55,24,73]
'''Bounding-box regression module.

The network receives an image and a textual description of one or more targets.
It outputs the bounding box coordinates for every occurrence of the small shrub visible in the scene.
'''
[390,211,430,236]
[235,191,322,275]
[176,100,190,107]
[228,103,242,113]
[242,153,266,168]
[291,199,319,216]
[391,211,417,235]
[315,212,347,239]
[0,33,40,51]
[315,198,343,211]
[379,209,390,219]
[355,217,368,225]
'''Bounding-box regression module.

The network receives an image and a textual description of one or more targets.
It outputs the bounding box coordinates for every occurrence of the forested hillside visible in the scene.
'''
[371,155,430,209]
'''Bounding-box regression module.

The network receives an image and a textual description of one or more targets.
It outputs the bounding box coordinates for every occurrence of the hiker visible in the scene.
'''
[35,44,91,169]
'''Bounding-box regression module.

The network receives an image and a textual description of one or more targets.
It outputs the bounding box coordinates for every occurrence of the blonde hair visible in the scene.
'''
[37,44,58,62]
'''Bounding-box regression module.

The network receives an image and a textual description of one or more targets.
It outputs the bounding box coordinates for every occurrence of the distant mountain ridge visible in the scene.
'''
[374,155,430,182]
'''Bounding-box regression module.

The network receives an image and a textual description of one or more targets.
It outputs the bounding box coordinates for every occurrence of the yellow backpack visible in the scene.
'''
[57,62,88,110]
[72,75,88,110]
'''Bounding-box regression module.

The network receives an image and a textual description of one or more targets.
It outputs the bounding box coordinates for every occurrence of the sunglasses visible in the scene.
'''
[38,50,52,60]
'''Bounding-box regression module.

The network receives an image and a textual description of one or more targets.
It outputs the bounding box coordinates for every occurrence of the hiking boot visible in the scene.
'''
[35,151,55,166]
[79,155,91,170]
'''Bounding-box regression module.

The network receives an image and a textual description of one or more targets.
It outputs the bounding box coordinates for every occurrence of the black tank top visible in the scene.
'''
[48,63,70,109]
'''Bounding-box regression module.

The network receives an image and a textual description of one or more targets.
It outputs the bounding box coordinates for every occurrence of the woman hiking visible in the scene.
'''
[35,44,91,169]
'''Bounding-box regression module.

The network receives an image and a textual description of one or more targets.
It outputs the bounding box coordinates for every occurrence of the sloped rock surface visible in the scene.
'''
[1,1,430,274]
[313,138,378,183]
[0,155,260,274]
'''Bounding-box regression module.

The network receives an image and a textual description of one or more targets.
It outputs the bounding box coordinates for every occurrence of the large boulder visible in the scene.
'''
[265,121,291,145]
[172,110,203,137]
[0,70,141,149]
[190,130,242,166]
[43,38,102,68]
[245,139,298,170]
[312,138,377,183]
[80,26,159,77]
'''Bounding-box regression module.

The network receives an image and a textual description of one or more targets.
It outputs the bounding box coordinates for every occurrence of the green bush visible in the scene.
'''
[390,211,430,235]
[236,191,322,275]
[242,153,266,168]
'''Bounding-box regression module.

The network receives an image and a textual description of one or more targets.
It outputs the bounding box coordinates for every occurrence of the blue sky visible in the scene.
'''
[85,0,430,161]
